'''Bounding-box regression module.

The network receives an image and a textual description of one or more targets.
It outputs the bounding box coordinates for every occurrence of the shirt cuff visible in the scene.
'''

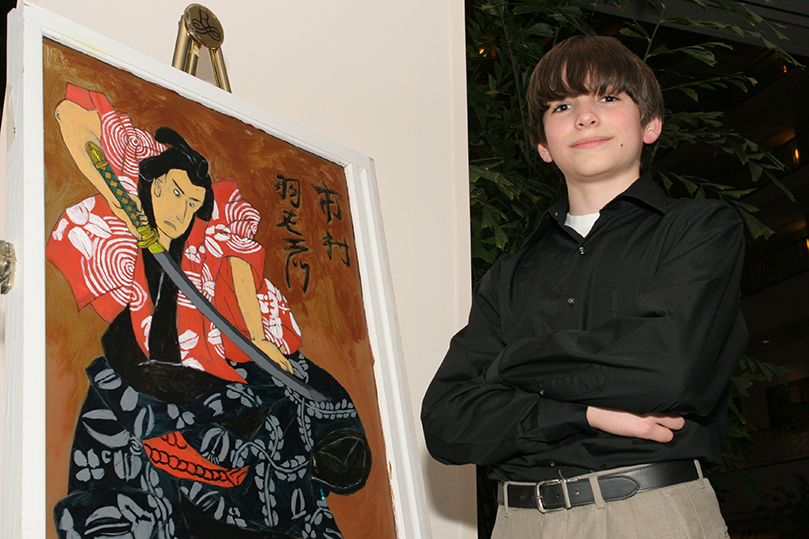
[526,398,597,444]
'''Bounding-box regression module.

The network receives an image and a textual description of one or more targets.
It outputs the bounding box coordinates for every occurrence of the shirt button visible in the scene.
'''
[539,389,545,396]
[578,246,585,255]
[568,297,575,305]
[549,462,556,467]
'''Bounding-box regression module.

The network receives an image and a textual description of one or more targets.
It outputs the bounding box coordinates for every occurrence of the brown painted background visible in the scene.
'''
[43,40,396,539]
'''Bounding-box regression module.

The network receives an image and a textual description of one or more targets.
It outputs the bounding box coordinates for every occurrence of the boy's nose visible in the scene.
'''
[576,108,598,127]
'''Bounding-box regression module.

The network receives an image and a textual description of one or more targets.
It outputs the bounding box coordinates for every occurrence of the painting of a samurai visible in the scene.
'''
[46,83,373,538]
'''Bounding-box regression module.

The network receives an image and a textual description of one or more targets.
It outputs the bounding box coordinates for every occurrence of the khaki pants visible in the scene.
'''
[492,466,729,539]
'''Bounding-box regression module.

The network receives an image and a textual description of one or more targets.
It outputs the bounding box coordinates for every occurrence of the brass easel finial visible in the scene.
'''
[172,4,231,93]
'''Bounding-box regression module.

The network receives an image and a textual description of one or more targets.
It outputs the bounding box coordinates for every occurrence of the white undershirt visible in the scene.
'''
[565,212,600,237]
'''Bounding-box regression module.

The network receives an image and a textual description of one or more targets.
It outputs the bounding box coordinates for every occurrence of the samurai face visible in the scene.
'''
[150,169,207,240]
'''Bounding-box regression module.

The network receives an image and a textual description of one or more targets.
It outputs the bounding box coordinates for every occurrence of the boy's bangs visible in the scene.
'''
[537,42,645,106]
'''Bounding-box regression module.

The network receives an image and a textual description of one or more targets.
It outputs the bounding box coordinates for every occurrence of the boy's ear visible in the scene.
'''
[537,142,554,163]
[643,116,663,144]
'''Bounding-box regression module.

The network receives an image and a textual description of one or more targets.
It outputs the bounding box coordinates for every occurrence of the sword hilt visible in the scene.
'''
[85,141,164,253]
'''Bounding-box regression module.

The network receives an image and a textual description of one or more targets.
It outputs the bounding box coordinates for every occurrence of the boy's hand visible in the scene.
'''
[586,406,685,443]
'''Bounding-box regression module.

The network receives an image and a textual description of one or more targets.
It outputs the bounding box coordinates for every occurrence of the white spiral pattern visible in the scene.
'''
[128,281,148,312]
[227,236,261,255]
[84,237,137,302]
[224,190,260,239]
[100,111,165,182]
[230,220,258,240]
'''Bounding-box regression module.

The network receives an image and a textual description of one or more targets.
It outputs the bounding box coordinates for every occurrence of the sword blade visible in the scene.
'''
[153,250,326,402]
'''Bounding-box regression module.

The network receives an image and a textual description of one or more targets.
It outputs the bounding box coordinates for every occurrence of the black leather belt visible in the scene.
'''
[497,461,700,513]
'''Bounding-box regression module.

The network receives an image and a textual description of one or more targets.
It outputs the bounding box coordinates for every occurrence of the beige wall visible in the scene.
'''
[4,0,476,537]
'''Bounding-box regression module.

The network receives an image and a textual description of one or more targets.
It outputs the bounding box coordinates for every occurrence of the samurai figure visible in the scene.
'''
[48,84,371,539]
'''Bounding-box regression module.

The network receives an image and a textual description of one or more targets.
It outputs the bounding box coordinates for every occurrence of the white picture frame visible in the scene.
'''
[3,3,430,538]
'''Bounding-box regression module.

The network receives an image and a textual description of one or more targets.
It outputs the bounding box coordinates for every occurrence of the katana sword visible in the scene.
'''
[85,141,326,402]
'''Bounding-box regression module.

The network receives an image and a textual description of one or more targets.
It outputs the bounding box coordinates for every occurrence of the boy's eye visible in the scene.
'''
[600,95,619,102]
[552,103,570,112]
[173,189,181,197]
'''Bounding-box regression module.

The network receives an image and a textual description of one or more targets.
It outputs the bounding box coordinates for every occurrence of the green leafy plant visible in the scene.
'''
[467,1,584,280]
[743,474,809,538]
[612,0,798,239]
[714,355,790,494]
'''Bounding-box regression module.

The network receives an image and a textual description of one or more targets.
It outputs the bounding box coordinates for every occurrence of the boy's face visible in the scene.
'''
[537,91,661,187]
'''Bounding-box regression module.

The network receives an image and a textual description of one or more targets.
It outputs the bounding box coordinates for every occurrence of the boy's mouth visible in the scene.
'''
[571,136,612,149]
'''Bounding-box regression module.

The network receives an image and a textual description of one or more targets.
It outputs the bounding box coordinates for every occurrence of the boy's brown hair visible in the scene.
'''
[527,35,665,173]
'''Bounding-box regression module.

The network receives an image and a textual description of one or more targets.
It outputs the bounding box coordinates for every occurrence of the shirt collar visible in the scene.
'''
[606,174,668,214]
[524,175,668,248]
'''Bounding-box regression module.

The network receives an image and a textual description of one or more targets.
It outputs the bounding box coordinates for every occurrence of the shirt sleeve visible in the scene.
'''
[421,260,596,467]
[46,195,141,323]
[487,201,747,417]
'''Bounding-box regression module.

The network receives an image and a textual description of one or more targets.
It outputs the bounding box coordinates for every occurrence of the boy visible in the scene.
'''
[421,35,746,538]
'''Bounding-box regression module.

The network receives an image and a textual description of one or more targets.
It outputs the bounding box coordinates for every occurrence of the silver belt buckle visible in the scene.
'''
[535,478,570,513]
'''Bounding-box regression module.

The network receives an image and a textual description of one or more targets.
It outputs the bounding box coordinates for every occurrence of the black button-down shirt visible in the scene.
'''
[422,176,747,481]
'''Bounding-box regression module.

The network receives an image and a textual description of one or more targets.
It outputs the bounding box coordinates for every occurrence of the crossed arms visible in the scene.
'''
[421,201,746,466]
